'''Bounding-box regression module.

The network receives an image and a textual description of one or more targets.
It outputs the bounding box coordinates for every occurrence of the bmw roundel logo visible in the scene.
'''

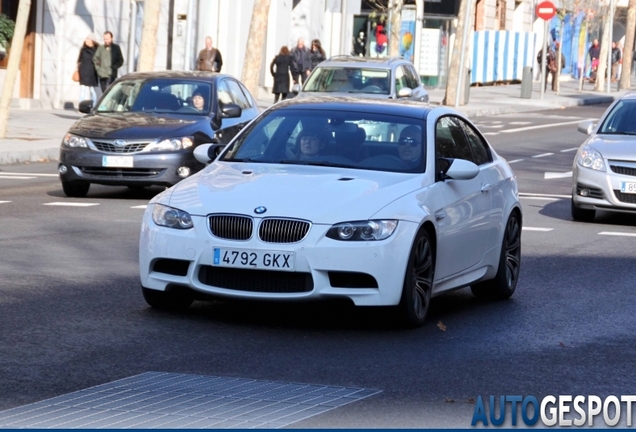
[254,206,267,214]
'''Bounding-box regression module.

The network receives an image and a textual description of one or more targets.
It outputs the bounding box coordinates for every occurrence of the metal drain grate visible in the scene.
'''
[0,372,381,429]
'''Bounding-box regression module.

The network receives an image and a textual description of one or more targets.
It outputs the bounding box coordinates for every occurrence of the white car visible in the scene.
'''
[139,97,522,327]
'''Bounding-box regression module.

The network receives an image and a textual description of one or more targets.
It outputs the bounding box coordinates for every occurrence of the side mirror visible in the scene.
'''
[440,158,479,181]
[193,143,226,164]
[577,120,595,135]
[221,103,242,118]
[397,87,413,98]
[78,100,93,114]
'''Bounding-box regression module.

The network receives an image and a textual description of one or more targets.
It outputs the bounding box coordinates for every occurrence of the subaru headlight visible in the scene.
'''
[62,133,88,148]
[152,204,193,229]
[577,145,606,172]
[326,220,398,241]
[145,137,194,152]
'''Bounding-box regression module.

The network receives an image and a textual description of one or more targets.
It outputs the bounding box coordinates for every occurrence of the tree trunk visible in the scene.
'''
[443,0,470,106]
[241,0,271,100]
[137,0,161,72]
[619,0,636,89]
[388,0,403,57]
[594,5,611,91]
[0,0,31,138]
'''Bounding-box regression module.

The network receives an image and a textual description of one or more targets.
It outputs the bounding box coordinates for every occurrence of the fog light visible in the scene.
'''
[58,165,68,174]
[177,167,191,178]
[580,188,590,197]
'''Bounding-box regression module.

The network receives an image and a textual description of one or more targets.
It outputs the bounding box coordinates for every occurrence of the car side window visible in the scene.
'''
[395,66,407,92]
[227,79,252,110]
[404,66,420,89]
[435,116,476,165]
[457,119,492,165]
[217,80,233,106]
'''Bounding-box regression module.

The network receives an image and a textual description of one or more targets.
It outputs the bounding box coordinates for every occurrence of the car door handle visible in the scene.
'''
[481,184,492,193]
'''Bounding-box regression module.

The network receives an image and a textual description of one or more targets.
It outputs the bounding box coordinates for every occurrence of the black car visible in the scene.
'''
[58,71,260,197]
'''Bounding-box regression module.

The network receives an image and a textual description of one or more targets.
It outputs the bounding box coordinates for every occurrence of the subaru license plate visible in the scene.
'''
[102,156,133,168]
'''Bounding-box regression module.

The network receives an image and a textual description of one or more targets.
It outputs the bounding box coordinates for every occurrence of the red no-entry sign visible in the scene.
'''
[536,1,556,20]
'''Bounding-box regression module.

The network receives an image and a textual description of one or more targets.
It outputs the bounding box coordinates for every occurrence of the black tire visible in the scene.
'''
[62,181,90,198]
[471,212,521,300]
[571,198,595,222]
[398,229,435,328]
[141,286,194,311]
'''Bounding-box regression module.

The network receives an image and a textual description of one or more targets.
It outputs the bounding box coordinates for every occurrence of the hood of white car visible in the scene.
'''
[168,162,424,222]
[589,134,636,160]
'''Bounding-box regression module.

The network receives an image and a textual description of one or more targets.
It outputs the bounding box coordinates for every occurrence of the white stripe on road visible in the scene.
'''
[523,227,554,231]
[519,196,560,201]
[519,192,571,199]
[560,148,579,152]
[500,119,594,134]
[131,205,147,209]
[0,201,11,204]
[532,152,554,158]
[507,159,524,164]
[43,202,100,207]
[483,132,500,136]
[0,175,36,179]
[598,231,636,238]
[544,171,572,179]
[0,172,58,177]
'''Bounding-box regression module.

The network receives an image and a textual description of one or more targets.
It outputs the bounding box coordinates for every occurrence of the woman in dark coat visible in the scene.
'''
[77,33,100,105]
[270,46,293,103]
[309,39,326,71]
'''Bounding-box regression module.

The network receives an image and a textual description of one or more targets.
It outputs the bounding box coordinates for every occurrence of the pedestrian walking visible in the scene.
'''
[291,38,311,86]
[196,36,223,72]
[588,39,600,82]
[76,33,100,105]
[537,44,562,91]
[611,41,622,82]
[92,31,124,92]
[270,46,293,103]
[309,39,326,72]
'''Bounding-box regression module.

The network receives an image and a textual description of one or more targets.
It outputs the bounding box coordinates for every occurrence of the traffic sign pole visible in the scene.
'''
[541,20,548,100]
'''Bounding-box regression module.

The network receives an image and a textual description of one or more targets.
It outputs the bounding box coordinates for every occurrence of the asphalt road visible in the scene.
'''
[1,104,635,428]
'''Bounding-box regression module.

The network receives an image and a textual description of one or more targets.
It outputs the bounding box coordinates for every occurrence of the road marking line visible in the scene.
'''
[43,202,100,207]
[0,201,11,204]
[560,148,579,152]
[519,192,571,199]
[519,196,560,201]
[544,171,573,179]
[500,118,595,134]
[507,159,523,164]
[0,175,37,179]
[532,152,554,158]
[131,205,147,209]
[598,231,636,237]
[483,132,500,136]
[523,227,554,231]
[509,121,532,125]
[0,172,58,177]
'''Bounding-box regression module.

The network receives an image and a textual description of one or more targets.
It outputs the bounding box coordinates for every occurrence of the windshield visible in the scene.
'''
[96,79,213,115]
[220,109,426,173]
[598,100,636,135]
[303,67,390,95]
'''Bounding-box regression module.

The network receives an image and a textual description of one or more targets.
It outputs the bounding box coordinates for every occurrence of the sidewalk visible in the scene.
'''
[1,77,633,166]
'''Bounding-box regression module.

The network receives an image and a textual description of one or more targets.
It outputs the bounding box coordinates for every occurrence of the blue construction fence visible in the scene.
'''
[470,13,591,85]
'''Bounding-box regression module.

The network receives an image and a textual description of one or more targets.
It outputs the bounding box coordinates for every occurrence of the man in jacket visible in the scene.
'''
[93,31,124,92]
[291,38,311,85]
[611,41,622,82]
[196,37,223,72]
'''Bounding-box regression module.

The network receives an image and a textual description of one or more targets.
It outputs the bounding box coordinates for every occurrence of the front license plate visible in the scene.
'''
[620,181,636,194]
[102,155,133,168]
[213,248,295,272]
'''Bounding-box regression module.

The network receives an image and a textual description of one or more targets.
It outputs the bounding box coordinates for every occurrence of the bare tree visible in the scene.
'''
[0,0,30,139]
[388,0,403,57]
[137,0,161,72]
[619,0,636,89]
[443,0,471,106]
[594,2,612,92]
[241,0,271,100]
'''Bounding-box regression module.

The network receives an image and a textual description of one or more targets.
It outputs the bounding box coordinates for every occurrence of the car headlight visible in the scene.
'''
[145,137,194,152]
[577,145,606,172]
[62,133,88,148]
[326,220,398,241]
[152,204,193,229]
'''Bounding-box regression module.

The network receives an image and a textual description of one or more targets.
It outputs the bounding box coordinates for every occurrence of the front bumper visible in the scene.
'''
[572,164,636,213]
[59,147,204,187]
[139,209,419,307]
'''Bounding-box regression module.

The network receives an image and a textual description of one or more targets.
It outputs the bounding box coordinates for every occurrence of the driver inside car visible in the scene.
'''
[297,128,330,160]
[397,125,423,165]
[192,90,207,112]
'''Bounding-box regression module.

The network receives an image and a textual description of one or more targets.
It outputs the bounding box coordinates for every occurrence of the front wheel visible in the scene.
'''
[398,229,435,328]
[571,198,595,222]
[471,212,521,300]
[142,286,194,311]
[62,181,90,197]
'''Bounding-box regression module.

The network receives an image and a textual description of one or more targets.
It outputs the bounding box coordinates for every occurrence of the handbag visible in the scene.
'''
[72,70,80,82]
[291,83,301,94]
